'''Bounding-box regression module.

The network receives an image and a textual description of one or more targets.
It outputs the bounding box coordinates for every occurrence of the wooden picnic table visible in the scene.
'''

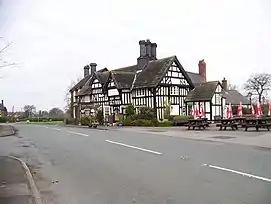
[187,118,209,130]
[244,118,271,131]
[216,118,238,131]
[233,117,246,127]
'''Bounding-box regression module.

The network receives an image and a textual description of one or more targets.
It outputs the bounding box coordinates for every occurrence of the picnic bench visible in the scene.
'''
[233,117,246,127]
[244,118,271,131]
[216,118,238,131]
[187,118,209,130]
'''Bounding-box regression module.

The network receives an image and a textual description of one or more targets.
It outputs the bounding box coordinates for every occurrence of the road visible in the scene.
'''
[1,124,271,204]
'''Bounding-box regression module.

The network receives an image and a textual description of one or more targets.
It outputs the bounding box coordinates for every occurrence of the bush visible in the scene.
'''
[125,104,135,116]
[123,118,158,127]
[80,116,90,126]
[172,115,192,126]
[96,110,104,125]
[138,107,156,120]
[0,117,7,123]
[157,121,173,127]
[8,116,16,123]
[132,119,156,126]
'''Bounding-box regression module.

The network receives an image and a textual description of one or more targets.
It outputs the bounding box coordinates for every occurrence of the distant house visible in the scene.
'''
[69,39,250,121]
[0,100,8,117]
[221,78,250,106]
[185,81,224,120]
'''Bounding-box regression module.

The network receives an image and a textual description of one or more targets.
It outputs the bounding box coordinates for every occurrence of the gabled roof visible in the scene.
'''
[113,65,138,72]
[133,56,194,88]
[70,68,109,92]
[70,75,92,92]
[95,71,110,85]
[185,81,220,102]
[223,90,250,105]
[111,71,135,89]
[74,56,196,94]
[186,72,205,86]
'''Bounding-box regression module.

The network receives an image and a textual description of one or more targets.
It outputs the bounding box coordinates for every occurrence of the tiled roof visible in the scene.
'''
[70,68,109,92]
[223,90,250,105]
[186,72,205,86]
[111,71,135,89]
[74,56,196,94]
[133,56,175,88]
[185,81,220,102]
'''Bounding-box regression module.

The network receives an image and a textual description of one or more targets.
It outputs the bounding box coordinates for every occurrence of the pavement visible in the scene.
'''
[114,125,271,148]
[0,125,15,137]
[0,124,271,203]
[0,156,34,204]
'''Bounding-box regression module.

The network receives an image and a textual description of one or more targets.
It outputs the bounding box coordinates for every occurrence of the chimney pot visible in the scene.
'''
[145,39,152,57]
[83,65,90,77]
[151,43,157,60]
[90,63,97,74]
[139,40,146,57]
[222,77,228,91]
[198,59,206,82]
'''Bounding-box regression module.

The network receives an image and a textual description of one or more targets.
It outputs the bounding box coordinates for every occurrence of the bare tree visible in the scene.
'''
[228,83,238,90]
[64,77,82,112]
[244,73,271,103]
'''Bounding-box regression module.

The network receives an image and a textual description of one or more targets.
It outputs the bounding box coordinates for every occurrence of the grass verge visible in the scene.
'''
[27,121,64,125]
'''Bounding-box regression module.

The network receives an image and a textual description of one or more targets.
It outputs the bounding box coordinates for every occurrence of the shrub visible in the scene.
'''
[157,121,173,127]
[131,119,155,126]
[138,107,156,120]
[125,104,135,116]
[81,116,91,126]
[0,117,7,123]
[96,110,104,125]
[172,115,192,126]
[123,118,158,127]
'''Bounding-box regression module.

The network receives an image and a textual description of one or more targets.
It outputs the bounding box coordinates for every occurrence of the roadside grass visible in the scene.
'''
[26,121,64,125]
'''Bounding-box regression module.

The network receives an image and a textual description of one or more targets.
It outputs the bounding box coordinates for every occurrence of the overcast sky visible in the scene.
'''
[0,0,270,111]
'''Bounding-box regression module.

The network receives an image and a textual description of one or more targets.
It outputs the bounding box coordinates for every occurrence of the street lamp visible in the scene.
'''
[247,92,252,105]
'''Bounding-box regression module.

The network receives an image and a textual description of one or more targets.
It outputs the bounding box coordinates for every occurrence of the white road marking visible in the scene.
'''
[67,131,89,137]
[45,127,49,129]
[202,163,271,183]
[52,128,61,131]
[105,140,162,155]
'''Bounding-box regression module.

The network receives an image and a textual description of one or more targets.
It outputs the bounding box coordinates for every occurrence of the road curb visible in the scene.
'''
[8,156,43,204]
[59,124,110,131]
[0,125,16,137]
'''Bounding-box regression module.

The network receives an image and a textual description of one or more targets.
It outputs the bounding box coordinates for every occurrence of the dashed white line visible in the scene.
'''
[105,140,162,155]
[45,126,49,129]
[52,128,61,131]
[202,163,271,183]
[67,131,89,137]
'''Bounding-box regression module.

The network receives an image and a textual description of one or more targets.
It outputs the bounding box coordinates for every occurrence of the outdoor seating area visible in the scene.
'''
[188,101,271,132]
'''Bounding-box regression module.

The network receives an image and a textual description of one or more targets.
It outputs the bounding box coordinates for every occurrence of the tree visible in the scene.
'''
[228,83,238,90]
[244,73,271,103]
[49,108,64,118]
[23,105,36,118]
[64,78,82,112]
[125,104,135,116]
[38,110,49,117]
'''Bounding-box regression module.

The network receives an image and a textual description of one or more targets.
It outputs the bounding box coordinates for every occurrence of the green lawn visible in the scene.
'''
[27,121,64,125]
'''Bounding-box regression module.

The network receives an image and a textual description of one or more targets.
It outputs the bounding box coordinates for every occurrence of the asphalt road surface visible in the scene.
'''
[1,124,271,204]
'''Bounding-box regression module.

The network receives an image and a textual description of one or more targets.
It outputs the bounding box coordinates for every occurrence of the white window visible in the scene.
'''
[136,89,144,96]
[170,86,178,95]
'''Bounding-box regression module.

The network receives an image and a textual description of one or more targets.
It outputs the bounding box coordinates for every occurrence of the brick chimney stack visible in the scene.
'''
[198,59,206,82]
[90,63,97,75]
[83,65,90,77]
[222,77,228,91]
[151,43,157,60]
